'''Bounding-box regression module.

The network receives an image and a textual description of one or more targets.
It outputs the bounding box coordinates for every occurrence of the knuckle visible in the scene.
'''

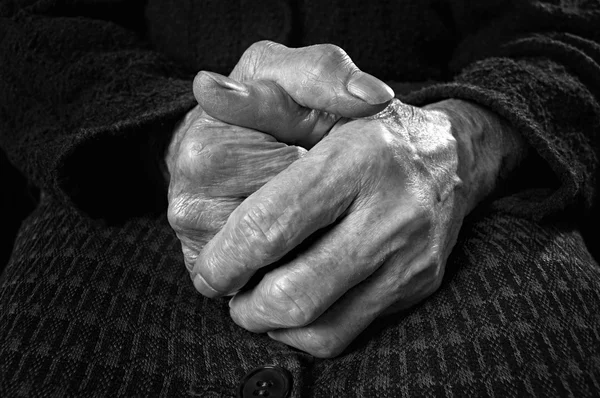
[177,137,208,177]
[265,276,317,327]
[314,43,348,64]
[237,40,282,79]
[238,204,288,262]
[407,204,434,233]
[168,195,235,236]
[310,44,354,78]
[167,194,206,231]
[177,135,228,181]
[167,195,192,230]
[393,254,443,299]
[335,127,387,183]
[246,40,274,56]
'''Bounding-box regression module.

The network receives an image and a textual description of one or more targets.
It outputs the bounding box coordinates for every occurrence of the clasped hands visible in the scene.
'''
[166,41,523,358]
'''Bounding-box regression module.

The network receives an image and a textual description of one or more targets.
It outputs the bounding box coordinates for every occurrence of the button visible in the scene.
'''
[238,365,292,398]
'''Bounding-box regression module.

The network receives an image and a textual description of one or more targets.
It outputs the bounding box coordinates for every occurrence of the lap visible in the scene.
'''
[1,197,599,397]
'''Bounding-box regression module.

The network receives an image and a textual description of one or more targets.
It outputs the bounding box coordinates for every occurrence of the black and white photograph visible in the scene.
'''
[1,0,599,396]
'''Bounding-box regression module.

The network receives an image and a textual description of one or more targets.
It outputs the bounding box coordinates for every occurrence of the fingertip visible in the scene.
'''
[346,71,395,106]
[193,71,249,103]
[229,293,262,332]
[267,330,307,354]
[192,272,222,298]
[267,330,287,344]
[192,71,210,102]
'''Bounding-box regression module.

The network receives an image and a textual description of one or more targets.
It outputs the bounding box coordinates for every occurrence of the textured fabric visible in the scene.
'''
[1,0,600,396]
[0,0,598,224]
[1,198,599,397]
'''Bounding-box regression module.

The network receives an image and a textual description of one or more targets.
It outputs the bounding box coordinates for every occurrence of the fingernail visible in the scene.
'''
[193,273,220,297]
[200,71,249,93]
[267,331,281,342]
[347,72,394,105]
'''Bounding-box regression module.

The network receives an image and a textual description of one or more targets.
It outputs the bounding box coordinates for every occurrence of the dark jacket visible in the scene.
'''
[0,0,598,224]
[1,1,600,397]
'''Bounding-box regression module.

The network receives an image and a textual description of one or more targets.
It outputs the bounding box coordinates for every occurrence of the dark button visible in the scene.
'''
[238,365,292,398]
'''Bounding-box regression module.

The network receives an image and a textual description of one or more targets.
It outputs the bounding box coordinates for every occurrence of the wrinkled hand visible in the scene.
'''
[166,106,306,272]
[192,97,520,358]
[194,40,394,148]
[176,41,526,358]
[167,40,394,279]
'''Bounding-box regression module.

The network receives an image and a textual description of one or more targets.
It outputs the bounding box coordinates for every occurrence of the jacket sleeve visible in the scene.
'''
[404,0,600,225]
[0,0,197,220]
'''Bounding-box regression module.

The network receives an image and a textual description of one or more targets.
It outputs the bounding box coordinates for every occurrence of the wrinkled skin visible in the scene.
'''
[190,99,476,358]
[166,106,306,272]
[167,41,394,277]
[166,41,526,358]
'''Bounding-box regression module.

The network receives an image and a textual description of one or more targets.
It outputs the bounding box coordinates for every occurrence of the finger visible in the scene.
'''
[169,121,306,278]
[168,194,241,242]
[234,41,395,115]
[227,199,431,333]
[194,71,340,147]
[173,119,306,197]
[168,128,304,237]
[267,250,443,358]
[191,132,361,298]
[217,41,393,118]
[168,193,242,273]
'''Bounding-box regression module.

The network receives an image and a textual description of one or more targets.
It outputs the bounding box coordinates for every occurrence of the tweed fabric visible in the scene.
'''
[1,198,599,397]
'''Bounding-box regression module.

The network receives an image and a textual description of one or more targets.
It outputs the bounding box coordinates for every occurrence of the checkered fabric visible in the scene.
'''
[2,0,600,396]
[1,197,598,397]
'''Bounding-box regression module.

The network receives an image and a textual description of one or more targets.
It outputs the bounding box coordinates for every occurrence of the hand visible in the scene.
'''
[165,105,306,272]
[191,97,527,357]
[167,40,395,277]
[194,40,395,148]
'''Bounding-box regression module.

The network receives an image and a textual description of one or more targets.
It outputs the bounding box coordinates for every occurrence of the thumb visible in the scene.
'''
[231,41,394,117]
[193,71,340,147]
[192,41,395,147]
